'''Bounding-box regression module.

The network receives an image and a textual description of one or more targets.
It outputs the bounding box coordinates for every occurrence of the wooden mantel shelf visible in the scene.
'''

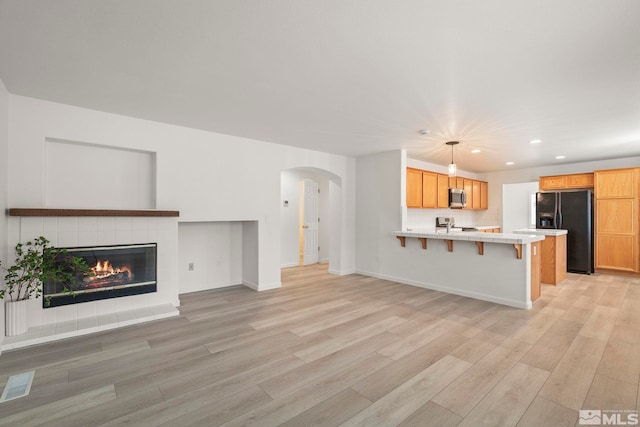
[8,208,179,217]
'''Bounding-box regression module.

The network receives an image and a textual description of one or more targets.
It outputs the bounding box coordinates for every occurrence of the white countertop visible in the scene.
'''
[513,228,568,236]
[395,229,545,244]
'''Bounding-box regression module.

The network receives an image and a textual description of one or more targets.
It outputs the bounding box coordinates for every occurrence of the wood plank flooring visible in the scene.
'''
[1,264,639,426]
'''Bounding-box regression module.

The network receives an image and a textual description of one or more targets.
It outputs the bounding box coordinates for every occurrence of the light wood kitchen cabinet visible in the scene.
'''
[595,168,636,198]
[530,241,542,301]
[596,235,636,272]
[406,167,489,210]
[437,174,449,208]
[422,171,438,208]
[479,228,500,233]
[594,167,639,273]
[472,180,481,209]
[463,179,473,210]
[541,234,567,285]
[539,173,594,190]
[597,199,635,234]
[539,175,567,190]
[480,181,488,210]
[406,168,423,208]
[567,173,594,189]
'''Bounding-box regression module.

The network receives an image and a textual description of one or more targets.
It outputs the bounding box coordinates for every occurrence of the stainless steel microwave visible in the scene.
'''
[449,188,467,209]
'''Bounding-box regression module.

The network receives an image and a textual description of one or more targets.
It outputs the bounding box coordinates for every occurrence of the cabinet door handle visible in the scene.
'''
[302,225,309,229]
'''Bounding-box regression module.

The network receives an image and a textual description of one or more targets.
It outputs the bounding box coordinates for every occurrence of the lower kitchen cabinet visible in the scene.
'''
[540,234,567,285]
[531,241,542,301]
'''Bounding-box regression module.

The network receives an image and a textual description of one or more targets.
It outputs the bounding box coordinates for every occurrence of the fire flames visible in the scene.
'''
[84,260,134,288]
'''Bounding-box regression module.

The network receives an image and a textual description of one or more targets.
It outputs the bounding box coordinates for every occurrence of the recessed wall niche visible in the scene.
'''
[44,138,156,209]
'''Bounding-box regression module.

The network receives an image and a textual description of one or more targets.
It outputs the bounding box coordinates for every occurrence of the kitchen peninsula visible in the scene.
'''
[393,229,545,309]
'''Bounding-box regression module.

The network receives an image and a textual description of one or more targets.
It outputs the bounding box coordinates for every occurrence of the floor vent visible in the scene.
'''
[0,371,35,403]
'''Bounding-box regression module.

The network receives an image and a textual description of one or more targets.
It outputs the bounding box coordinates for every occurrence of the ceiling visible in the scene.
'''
[1,1,639,173]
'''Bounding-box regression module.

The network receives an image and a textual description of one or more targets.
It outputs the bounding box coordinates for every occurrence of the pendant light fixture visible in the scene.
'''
[446,141,459,177]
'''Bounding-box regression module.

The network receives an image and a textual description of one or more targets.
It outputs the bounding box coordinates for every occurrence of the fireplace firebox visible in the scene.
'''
[44,243,157,308]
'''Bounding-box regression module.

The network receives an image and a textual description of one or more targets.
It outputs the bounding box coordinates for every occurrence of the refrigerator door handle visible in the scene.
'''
[553,193,559,229]
[558,193,563,229]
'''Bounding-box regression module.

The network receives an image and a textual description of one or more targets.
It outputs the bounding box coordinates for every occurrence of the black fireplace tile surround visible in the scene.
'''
[44,243,157,308]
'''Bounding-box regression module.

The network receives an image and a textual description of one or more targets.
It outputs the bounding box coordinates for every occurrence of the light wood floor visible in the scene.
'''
[1,264,639,426]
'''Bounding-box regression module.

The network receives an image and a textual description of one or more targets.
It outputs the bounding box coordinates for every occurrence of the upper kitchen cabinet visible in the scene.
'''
[472,180,481,209]
[463,179,474,210]
[406,168,423,208]
[422,171,439,208]
[437,174,449,208]
[480,181,488,210]
[539,173,594,191]
[405,167,488,210]
[567,173,594,189]
[595,168,637,198]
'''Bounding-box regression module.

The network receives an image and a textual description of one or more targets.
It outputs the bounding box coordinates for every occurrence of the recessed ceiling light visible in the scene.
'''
[529,139,542,144]
[418,129,430,136]
[471,149,481,153]
[555,155,565,159]
[506,162,515,166]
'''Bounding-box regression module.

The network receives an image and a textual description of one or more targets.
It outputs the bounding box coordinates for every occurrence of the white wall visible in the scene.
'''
[356,150,404,273]
[280,169,330,267]
[178,222,243,293]
[0,77,8,345]
[478,156,640,230]
[7,95,357,292]
[44,138,156,209]
[502,182,538,233]
[242,221,260,289]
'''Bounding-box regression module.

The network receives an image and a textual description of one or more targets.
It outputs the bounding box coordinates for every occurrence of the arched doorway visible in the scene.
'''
[280,167,342,274]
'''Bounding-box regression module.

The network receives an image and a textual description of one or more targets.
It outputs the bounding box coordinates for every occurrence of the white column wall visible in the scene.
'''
[0,78,9,347]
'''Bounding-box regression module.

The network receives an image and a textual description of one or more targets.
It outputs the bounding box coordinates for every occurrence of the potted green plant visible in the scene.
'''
[0,236,91,336]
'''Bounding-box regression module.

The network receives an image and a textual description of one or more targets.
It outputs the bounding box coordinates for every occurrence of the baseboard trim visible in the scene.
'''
[257,282,281,291]
[328,268,356,276]
[280,262,300,269]
[595,268,640,278]
[242,280,258,290]
[355,269,531,310]
[243,281,281,292]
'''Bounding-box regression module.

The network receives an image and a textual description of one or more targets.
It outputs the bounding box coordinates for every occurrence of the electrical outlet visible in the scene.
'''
[188,262,194,271]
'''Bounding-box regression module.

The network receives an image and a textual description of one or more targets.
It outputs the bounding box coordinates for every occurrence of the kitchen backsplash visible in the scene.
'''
[406,208,499,229]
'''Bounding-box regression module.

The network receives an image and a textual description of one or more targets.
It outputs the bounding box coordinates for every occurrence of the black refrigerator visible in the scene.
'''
[536,190,594,274]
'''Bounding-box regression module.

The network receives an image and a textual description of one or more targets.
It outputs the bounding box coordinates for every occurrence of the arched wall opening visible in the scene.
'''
[280,167,342,275]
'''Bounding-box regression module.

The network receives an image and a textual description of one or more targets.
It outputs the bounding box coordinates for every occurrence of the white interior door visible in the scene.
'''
[302,179,319,265]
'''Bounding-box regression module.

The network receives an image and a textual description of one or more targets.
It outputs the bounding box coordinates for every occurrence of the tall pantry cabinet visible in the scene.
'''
[594,168,640,273]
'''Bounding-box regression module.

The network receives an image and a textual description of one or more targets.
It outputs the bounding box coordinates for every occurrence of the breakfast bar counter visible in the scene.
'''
[392,229,545,309]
